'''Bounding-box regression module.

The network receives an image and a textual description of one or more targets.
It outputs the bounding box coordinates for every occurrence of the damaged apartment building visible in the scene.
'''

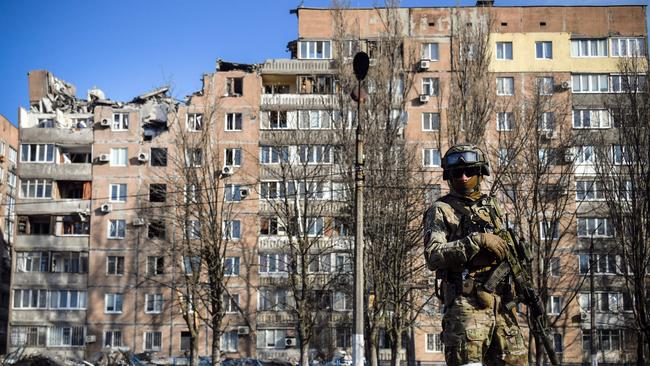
[6,3,649,366]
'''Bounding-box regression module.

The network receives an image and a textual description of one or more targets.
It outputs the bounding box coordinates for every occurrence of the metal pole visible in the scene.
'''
[353,78,365,366]
[590,230,598,366]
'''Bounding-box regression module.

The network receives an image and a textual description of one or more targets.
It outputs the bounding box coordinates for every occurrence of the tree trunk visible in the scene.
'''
[390,335,401,366]
[534,335,543,366]
[636,330,645,366]
[212,329,221,366]
[190,333,200,366]
[369,328,379,366]
[300,342,310,366]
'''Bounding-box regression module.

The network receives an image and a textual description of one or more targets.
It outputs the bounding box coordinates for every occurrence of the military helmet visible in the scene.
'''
[441,144,491,180]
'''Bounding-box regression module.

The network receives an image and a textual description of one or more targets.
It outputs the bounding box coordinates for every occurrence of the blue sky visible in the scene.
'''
[0,0,646,124]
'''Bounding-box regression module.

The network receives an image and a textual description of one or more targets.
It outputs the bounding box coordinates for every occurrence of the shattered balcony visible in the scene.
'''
[260,59,335,75]
[261,93,337,109]
[20,127,92,145]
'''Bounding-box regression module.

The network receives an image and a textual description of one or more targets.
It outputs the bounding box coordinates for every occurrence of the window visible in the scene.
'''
[260,146,289,164]
[548,296,561,315]
[151,148,167,166]
[225,148,242,166]
[577,218,613,237]
[48,326,85,347]
[421,42,439,60]
[260,217,285,236]
[497,77,514,95]
[109,184,127,202]
[422,77,439,96]
[258,288,288,310]
[104,330,122,348]
[613,145,633,165]
[223,293,239,313]
[185,148,203,167]
[9,146,17,164]
[221,330,238,352]
[422,112,440,131]
[149,184,166,202]
[148,220,166,239]
[20,179,52,199]
[224,184,243,202]
[571,39,607,57]
[611,38,646,57]
[549,257,560,277]
[336,328,351,348]
[260,181,283,199]
[334,253,351,272]
[264,110,289,129]
[298,40,332,59]
[187,113,203,131]
[578,254,619,275]
[259,253,288,274]
[51,252,88,273]
[0,141,4,155]
[538,112,555,131]
[223,220,241,239]
[576,180,605,201]
[10,326,47,347]
[224,256,240,276]
[13,289,47,309]
[256,329,286,349]
[49,290,87,310]
[308,254,331,273]
[110,148,128,167]
[333,291,352,311]
[105,293,123,313]
[298,110,331,129]
[343,40,360,58]
[145,293,163,314]
[496,42,513,60]
[539,220,559,240]
[187,220,201,239]
[16,252,49,272]
[144,331,162,351]
[496,112,515,131]
[225,77,243,96]
[553,333,563,354]
[307,217,324,236]
[423,148,441,167]
[573,109,611,129]
[183,256,201,275]
[535,41,552,59]
[112,113,129,131]
[611,74,646,93]
[108,220,126,239]
[107,256,125,275]
[225,113,243,131]
[184,184,198,203]
[572,74,609,93]
[537,77,554,95]
[598,329,622,351]
[147,256,165,276]
[299,145,332,164]
[596,292,624,312]
[20,144,54,163]
[8,171,16,188]
[426,333,443,352]
[575,146,595,165]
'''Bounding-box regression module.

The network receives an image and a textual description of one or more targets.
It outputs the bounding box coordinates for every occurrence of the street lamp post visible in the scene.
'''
[351,52,369,366]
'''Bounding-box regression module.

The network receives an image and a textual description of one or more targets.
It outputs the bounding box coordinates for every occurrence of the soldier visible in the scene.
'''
[423,144,528,366]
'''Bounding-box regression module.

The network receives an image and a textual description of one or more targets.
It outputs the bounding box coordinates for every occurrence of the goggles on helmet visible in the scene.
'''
[444,151,480,168]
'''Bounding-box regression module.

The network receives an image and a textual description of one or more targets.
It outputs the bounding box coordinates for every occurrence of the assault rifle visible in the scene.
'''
[485,226,559,366]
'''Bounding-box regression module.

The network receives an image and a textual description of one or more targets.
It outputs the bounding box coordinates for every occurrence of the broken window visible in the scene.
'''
[226,77,243,96]
[268,111,288,129]
[151,148,167,166]
[187,113,203,132]
[149,184,167,203]
[38,118,55,128]
[18,216,52,235]
[62,215,89,235]
[112,113,129,131]
[58,181,91,199]
[263,84,290,94]
[225,148,242,166]
[185,148,203,167]
[148,220,166,239]
[299,76,334,94]
[59,146,92,164]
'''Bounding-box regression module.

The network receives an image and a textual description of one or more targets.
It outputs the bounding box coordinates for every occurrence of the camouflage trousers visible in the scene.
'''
[441,293,528,366]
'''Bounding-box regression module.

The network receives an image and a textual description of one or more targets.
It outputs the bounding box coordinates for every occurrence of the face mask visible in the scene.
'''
[450,175,481,197]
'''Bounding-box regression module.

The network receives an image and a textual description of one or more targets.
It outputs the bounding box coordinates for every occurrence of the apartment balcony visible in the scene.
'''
[257,311,295,326]
[578,311,631,328]
[14,235,88,251]
[258,236,351,251]
[260,59,335,75]
[261,94,337,110]
[20,127,93,145]
[12,272,86,287]
[16,199,90,215]
[10,309,86,323]
[19,163,92,181]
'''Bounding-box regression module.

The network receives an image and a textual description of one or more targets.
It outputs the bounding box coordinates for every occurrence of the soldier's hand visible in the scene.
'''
[473,233,508,260]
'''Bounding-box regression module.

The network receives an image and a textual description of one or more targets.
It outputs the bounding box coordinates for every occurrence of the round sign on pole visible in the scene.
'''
[353,52,369,81]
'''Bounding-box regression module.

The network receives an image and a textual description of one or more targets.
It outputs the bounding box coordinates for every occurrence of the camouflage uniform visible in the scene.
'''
[424,193,528,366]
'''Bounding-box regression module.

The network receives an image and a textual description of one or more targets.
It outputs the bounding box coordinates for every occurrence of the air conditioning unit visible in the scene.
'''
[237,326,249,335]
[100,203,112,213]
[560,81,570,90]
[85,335,96,343]
[564,151,574,163]
[221,166,234,177]
[239,187,250,199]
[285,337,296,348]
[137,152,149,162]
[580,312,588,321]
[133,218,145,226]
[100,118,110,127]
[419,60,430,71]
[369,58,377,66]
[543,131,555,139]
[98,154,110,162]
[419,94,430,103]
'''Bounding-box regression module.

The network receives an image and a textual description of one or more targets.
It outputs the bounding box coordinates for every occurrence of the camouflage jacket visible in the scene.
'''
[423,193,505,273]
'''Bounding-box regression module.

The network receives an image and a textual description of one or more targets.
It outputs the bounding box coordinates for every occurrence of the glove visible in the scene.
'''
[472,232,508,261]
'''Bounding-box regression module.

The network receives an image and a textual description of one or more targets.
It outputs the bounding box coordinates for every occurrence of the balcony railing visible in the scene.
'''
[258,236,352,251]
[19,163,92,180]
[261,94,337,109]
[21,127,93,145]
[260,59,334,75]
[14,235,88,250]
[16,199,90,215]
